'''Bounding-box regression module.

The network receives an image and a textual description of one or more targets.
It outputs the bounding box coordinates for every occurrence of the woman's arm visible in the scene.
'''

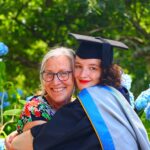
[17,96,52,134]
[23,120,46,132]
[5,121,46,150]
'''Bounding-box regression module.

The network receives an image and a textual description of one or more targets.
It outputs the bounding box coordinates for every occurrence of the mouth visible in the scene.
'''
[52,87,65,93]
[79,80,90,84]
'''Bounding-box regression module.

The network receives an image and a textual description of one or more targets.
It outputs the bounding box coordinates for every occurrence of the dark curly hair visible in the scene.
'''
[100,64,122,88]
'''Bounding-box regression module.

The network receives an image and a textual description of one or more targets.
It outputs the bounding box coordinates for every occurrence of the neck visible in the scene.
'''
[45,95,68,110]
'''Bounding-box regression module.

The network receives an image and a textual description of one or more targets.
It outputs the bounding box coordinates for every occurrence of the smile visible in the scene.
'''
[52,88,65,92]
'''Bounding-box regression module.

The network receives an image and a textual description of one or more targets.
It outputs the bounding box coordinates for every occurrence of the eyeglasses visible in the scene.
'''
[41,71,73,82]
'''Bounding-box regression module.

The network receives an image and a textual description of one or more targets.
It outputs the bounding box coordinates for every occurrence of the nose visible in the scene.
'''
[79,68,89,78]
[52,74,61,84]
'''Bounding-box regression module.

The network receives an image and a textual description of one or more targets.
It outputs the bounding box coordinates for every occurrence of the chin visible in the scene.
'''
[79,86,87,91]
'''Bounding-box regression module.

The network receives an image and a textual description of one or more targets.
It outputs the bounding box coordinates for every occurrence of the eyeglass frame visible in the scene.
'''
[41,70,73,82]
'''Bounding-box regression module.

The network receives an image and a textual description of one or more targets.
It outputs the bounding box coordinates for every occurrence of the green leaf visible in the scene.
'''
[3,109,22,116]
[18,100,26,105]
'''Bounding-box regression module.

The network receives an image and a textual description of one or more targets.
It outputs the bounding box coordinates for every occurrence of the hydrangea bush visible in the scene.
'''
[135,85,150,120]
[134,85,150,139]
[135,87,150,121]
[121,73,150,138]
[0,42,9,149]
[0,42,25,142]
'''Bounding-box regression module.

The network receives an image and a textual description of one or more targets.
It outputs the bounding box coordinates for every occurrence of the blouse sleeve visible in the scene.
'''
[17,96,53,134]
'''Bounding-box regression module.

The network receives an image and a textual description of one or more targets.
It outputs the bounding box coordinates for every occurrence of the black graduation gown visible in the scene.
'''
[31,99,101,150]
[117,86,130,104]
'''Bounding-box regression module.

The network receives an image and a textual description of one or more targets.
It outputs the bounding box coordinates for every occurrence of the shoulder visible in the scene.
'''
[28,95,45,102]
[23,96,42,109]
[25,95,50,107]
[22,95,54,118]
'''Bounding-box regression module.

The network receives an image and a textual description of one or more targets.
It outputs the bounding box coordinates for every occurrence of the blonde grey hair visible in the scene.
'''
[40,47,75,95]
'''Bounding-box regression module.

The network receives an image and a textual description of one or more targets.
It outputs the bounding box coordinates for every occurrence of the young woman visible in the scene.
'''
[10,33,150,150]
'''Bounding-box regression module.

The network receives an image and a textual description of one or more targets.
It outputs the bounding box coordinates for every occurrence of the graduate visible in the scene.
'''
[11,33,150,150]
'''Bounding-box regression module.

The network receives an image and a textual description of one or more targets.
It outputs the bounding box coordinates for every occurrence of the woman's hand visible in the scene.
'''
[11,130,33,150]
[5,130,18,150]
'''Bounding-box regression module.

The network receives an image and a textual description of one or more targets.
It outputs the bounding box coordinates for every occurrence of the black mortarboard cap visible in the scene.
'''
[69,33,128,68]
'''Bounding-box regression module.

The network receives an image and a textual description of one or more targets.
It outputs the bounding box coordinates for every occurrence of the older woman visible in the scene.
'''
[10,34,150,150]
[5,47,75,149]
[16,47,75,133]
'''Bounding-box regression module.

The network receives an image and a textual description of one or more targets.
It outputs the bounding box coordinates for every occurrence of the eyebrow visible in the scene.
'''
[75,62,100,67]
[44,69,71,72]
[88,64,100,67]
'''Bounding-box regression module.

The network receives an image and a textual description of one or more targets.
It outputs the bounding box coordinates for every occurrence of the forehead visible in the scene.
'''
[44,55,72,70]
[75,56,101,65]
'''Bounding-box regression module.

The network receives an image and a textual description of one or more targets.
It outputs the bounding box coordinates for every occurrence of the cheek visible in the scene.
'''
[74,71,78,77]
[98,71,102,79]
[65,76,74,87]
[74,70,81,81]
[93,72,101,83]
[44,82,51,90]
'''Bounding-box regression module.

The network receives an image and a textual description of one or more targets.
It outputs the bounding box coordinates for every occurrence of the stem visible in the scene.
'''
[0,117,14,138]
[0,130,7,138]
[0,90,4,126]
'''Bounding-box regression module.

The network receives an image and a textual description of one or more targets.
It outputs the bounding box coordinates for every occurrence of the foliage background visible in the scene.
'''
[0,0,150,138]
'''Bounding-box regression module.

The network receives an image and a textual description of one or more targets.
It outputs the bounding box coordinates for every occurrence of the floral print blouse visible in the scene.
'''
[17,95,56,134]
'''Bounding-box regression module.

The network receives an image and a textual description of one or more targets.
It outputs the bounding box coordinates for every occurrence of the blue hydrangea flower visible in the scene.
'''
[17,89,23,96]
[0,92,10,108]
[3,101,10,107]
[121,73,135,108]
[129,91,135,109]
[26,95,34,101]
[121,73,132,90]
[0,42,9,56]
[135,87,150,111]
[12,89,24,99]
[0,92,8,101]
[144,103,150,120]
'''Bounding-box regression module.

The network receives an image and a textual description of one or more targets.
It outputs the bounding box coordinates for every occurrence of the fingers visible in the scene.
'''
[11,130,33,150]
[5,131,18,150]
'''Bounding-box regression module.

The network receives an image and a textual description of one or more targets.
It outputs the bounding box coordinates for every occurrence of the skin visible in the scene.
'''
[5,55,74,150]
[75,56,101,90]
[10,56,102,150]
[43,55,74,110]
[11,131,33,150]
